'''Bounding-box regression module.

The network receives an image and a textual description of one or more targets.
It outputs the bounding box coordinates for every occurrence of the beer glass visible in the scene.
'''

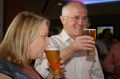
[45,47,63,79]
[83,29,96,56]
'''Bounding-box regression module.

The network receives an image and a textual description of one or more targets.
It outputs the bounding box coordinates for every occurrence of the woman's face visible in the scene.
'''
[29,23,49,59]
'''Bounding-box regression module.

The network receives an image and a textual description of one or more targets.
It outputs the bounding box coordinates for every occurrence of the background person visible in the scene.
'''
[102,36,120,79]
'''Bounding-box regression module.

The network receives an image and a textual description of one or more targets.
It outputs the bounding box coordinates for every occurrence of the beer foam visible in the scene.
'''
[83,29,96,31]
[46,48,59,51]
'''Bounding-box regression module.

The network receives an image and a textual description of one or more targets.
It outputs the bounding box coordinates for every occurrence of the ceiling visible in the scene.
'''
[65,0,120,4]
[22,0,120,19]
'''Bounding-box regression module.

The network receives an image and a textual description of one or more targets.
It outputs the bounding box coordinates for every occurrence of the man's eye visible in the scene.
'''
[74,16,88,20]
[83,16,88,20]
[75,16,80,20]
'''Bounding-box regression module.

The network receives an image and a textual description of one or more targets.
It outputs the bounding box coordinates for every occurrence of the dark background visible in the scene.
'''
[3,0,120,37]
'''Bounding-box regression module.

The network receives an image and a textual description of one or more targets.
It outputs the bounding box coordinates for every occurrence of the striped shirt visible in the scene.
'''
[35,30,104,79]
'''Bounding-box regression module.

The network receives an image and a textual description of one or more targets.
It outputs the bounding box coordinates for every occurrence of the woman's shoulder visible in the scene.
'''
[0,60,34,79]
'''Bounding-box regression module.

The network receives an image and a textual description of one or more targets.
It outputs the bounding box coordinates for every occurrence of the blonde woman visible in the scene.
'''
[0,11,50,79]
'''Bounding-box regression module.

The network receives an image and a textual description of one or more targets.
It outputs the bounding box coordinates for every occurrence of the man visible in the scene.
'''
[35,1,104,79]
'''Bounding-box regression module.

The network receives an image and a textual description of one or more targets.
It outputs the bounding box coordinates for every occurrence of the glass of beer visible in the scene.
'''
[83,29,96,56]
[45,47,63,79]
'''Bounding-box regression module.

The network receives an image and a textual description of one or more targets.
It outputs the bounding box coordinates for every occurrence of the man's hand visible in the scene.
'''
[70,35,95,52]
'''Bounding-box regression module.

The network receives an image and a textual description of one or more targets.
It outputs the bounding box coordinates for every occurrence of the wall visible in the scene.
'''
[0,0,4,41]
[4,0,24,35]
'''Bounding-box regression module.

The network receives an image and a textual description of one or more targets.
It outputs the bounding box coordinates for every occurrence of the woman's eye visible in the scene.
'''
[41,35,48,39]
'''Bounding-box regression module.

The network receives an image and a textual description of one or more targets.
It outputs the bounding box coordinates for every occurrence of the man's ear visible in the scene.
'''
[60,16,65,24]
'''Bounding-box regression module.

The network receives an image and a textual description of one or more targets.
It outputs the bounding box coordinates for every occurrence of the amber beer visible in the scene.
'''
[83,29,96,56]
[45,48,63,79]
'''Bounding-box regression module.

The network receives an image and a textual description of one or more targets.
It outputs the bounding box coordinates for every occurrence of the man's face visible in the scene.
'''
[61,6,88,38]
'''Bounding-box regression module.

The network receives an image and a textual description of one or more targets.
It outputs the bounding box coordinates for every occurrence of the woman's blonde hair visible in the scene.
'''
[0,11,50,66]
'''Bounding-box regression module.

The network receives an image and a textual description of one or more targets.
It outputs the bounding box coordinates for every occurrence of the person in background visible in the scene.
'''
[0,11,50,79]
[96,33,109,63]
[102,36,120,79]
[35,1,104,79]
[101,28,113,50]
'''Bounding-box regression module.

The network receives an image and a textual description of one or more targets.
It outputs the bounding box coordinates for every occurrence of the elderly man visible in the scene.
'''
[35,1,104,79]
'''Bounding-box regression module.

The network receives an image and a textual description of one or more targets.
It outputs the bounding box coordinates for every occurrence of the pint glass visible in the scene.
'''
[45,48,63,79]
[83,29,96,56]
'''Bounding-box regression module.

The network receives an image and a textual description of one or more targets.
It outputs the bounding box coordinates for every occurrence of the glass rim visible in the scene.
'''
[83,29,96,30]
[45,47,59,51]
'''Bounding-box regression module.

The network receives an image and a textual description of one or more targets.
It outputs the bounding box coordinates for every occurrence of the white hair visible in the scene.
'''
[61,1,87,16]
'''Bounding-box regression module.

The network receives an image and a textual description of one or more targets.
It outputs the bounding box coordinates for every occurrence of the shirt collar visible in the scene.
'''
[60,29,73,43]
